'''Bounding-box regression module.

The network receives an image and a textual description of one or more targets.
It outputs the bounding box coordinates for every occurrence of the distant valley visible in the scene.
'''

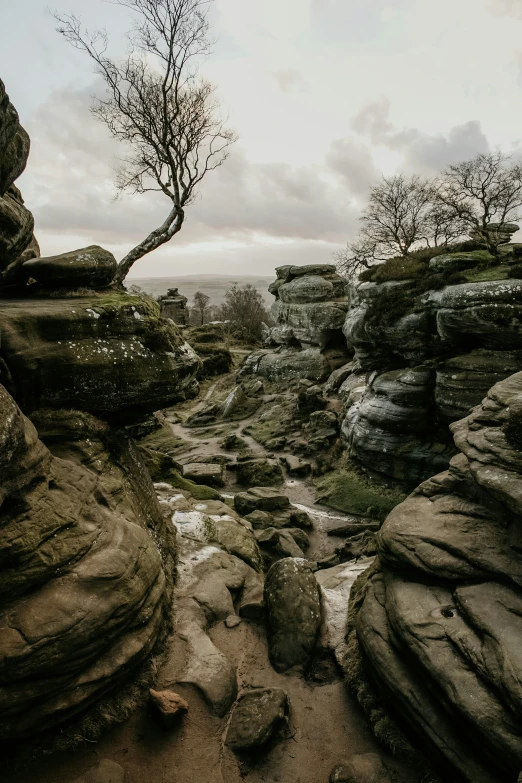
[128,274,274,306]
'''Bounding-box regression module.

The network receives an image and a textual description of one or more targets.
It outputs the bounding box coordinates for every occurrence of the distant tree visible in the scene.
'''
[435,152,522,255]
[192,290,210,325]
[54,0,237,284]
[218,284,271,344]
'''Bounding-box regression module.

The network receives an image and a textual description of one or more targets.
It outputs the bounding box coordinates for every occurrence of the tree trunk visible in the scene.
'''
[114,207,184,285]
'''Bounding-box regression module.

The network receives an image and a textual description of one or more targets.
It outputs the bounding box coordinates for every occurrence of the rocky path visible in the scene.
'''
[4,381,423,783]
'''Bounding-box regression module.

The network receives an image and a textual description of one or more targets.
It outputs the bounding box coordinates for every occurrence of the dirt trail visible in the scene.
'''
[4,379,423,783]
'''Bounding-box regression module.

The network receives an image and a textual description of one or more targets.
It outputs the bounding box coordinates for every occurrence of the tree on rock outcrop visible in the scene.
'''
[436,152,522,255]
[335,173,464,278]
[55,0,237,284]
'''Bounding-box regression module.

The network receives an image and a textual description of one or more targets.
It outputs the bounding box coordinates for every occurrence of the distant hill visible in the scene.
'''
[128,274,274,306]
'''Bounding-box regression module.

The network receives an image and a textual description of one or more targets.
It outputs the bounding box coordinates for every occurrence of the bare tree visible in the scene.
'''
[435,153,522,255]
[333,237,378,280]
[54,0,237,284]
[335,173,467,279]
[193,290,210,325]
[217,284,271,344]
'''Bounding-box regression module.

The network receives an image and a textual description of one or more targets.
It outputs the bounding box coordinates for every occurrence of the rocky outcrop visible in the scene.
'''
[0,397,174,738]
[22,246,117,290]
[0,81,34,286]
[341,253,522,484]
[0,293,199,418]
[0,82,202,740]
[352,372,522,782]
[243,264,351,382]
[158,287,189,326]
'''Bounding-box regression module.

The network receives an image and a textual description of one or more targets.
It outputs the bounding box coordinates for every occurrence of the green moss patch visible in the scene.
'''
[138,445,221,500]
[462,264,510,282]
[314,461,406,521]
[244,398,297,446]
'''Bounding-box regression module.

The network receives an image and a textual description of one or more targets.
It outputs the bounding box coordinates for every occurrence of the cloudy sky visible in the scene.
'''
[2,0,522,278]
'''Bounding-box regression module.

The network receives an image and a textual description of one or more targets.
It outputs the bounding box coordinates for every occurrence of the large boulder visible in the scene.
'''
[22,246,117,289]
[342,366,455,485]
[272,300,350,350]
[0,292,199,418]
[265,557,322,672]
[352,372,522,782]
[240,347,334,383]
[0,184,34,284]
[0,398,174,738]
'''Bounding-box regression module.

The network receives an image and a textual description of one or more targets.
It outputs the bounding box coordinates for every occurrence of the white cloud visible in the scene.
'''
[3,0,522,277]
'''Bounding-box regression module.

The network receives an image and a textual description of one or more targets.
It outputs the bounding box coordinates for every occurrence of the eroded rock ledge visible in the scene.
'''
[350,372,522,782]
[242,264,352,382]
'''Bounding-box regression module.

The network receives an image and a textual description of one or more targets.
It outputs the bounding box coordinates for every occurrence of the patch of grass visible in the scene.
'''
[314,460,406,521]
[244,398,297,446]
[365,256,427,283]
[463,264,510,282]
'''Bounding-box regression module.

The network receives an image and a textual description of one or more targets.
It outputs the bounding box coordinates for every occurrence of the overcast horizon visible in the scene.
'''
[3,0,522,278]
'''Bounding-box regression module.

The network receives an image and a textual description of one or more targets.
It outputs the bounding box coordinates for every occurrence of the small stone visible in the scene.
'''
[234,486,290,516]
[225,687,289,751]
[150,688,189,728]
[182,462,224,487]
[282,454,311,477]
[225,614,242,628]
[244,509,274,529]
[330,754,392,782]
[70,759,125,783]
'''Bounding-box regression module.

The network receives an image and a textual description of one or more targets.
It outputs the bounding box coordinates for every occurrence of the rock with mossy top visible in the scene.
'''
[0,292,200,418]
[22,245,117,289]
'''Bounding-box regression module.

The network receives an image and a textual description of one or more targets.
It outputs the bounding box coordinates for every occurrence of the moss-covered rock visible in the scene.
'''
[22,246,117,289]
[0,292,200,418]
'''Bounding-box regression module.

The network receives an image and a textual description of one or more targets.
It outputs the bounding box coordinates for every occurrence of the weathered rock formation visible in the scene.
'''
[0,397,175,737]
[158,287,188,326]
[0,80,200,738]
[0,294,199,418]
[341,257,522,485]
[243,264,351,382]
[0,81,34,287]
[351,373,522,782]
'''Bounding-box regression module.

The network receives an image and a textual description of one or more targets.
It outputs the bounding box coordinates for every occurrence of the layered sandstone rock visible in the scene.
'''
[244,264,351,382]
[352,373,522,782]
[341,254,522,484]
[0,397,174,738]
[0,81,34,286]
[158,287,189,326]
